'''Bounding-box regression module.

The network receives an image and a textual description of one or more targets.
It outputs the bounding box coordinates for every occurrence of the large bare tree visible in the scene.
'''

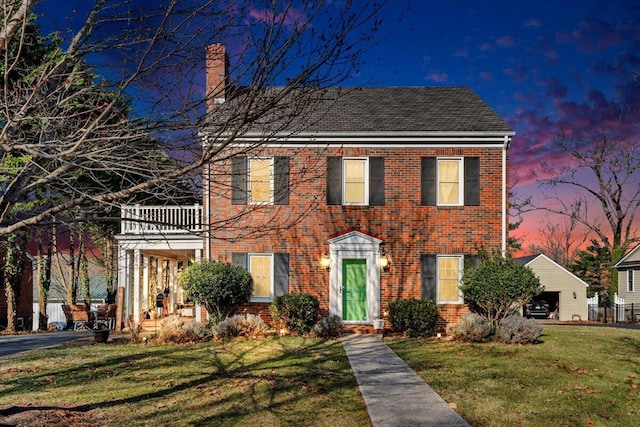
[519,130,640,285]
[0,0,385,237]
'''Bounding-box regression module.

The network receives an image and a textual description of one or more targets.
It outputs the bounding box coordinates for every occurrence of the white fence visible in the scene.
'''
[120,204,202,235]
[586,294,599,321]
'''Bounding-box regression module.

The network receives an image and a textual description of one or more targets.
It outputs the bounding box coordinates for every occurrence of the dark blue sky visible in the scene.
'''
[33,0,640,249]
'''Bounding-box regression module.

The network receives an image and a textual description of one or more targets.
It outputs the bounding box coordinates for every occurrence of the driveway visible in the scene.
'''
[0,330,93,358]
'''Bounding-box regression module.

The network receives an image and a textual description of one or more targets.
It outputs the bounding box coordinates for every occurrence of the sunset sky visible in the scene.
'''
[34,0,640,252]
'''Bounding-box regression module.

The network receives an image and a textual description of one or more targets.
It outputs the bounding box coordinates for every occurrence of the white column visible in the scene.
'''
[117,246,131,322]
[142,254,150,316]
[195,249,203,321]
[133,249,141,322]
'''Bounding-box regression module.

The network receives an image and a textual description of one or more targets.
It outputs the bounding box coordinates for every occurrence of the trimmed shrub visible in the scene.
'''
[158,315,208,343]
[445,313,492,342]
[212,314,268,339]
[312,314,344,339]
[498,315,543,344]
[460,250,543,329]
[178,260,252,320]
[270,292,319,335]
[388,298,439,337]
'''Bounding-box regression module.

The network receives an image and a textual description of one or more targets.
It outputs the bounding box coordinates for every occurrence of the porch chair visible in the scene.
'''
[68,304,91,330]
[96,304,118,329]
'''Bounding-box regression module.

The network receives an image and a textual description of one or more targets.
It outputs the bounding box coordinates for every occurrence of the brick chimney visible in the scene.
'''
[205,43,228,111]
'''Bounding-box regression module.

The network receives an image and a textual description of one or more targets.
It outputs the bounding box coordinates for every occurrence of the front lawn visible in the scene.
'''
[387,324,640,427]
[0,336,370,426]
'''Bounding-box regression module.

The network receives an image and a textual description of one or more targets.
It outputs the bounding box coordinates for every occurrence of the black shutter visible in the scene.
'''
[464,157,480,206]
[274,253,289,297]
[464,254,480,270]
[369,157,385,206]
[274,157,290,205]
[421,157,436,206]
[421,254,437,301]
[231,156,247,205]
[326,157,342,205]
[231,253,248,269]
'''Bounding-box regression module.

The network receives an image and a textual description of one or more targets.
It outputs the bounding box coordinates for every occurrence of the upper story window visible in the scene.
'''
[327,156,384,206]
[421,156,480,206]
[437,158,463,205]
[231,156,289,205]
[343,158,368,205]
[248,158,273,204]
[628,270,634,292]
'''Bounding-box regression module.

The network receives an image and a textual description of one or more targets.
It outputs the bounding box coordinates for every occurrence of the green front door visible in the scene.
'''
[343,259,367,321]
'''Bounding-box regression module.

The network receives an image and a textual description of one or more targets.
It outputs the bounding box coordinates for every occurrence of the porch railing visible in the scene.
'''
[120,204,202,235]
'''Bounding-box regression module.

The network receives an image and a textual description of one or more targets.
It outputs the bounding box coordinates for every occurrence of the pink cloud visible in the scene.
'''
[524,19,541,29]
[249,7,305,29]
[496,35,516,47]
[479,71,493,81]
[425,71,448,83]
[453,47,469,58]
[479,42,493,51]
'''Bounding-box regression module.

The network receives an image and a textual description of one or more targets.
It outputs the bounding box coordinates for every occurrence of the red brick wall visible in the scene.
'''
[207,145,504,325]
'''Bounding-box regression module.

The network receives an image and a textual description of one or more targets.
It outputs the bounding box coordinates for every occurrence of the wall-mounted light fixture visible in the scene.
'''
[379,246,391,272]
[320,254,331,271]
[573,291,577,299]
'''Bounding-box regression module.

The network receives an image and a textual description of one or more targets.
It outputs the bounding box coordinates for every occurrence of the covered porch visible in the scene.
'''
[115,205,205,325]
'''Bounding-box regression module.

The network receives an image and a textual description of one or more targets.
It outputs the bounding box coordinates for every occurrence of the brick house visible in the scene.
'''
[115,45,513,327]
[199,45,514,326]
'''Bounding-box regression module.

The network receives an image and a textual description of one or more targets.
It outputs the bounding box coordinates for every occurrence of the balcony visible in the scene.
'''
[120,204,202,235]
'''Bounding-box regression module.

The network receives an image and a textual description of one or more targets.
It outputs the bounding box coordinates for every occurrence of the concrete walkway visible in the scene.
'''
[341,334,469,427]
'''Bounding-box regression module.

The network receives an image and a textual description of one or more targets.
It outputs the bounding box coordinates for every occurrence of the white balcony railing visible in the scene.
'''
[120,204,202,235]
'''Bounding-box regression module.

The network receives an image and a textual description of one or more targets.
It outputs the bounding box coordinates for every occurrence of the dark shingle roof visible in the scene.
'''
[208,86,514,137]
[297,87,513,133]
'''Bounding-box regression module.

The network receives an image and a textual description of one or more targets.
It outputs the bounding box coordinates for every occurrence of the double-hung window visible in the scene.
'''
[421,254,476,303]
[343,158,368,205]
[421,157,479,206]
[326,156,384,206]
[231,156,289,205]
[629,270,635,293]
[249,254,274,301]
[437,255,463,303]
[437,158,463,206]
[248,158,273,204]
[232,252,289,301]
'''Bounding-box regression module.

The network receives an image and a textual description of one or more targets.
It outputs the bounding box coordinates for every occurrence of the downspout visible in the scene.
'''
[203,134,211,260]
[502,135,510,256]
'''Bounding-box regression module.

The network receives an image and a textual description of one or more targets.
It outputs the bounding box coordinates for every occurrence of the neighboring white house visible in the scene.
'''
[515,254,589,321]
[614,244,640,305]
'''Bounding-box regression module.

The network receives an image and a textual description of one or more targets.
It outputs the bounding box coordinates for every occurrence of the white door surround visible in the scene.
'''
[327,231,382,324]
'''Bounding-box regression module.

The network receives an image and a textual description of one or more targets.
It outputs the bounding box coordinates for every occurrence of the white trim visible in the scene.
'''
[342,157,369,206]
[327,231,382,323]
[437,255,464,304]
[502,138,507,255]
[436,157,463,206]
[614,244,640,267]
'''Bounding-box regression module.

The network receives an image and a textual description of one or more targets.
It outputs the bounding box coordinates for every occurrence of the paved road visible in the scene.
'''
[0,331,93,358]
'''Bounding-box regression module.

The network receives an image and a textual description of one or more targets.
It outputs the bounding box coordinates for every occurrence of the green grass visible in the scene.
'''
[0,336,370,426]
[387,325,640,427]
